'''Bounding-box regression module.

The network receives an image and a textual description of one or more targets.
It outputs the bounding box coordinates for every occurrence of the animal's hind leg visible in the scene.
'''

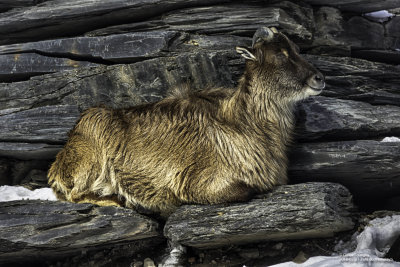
[114,170,181,217]
[48,134,120,207]
[74,193,124,207]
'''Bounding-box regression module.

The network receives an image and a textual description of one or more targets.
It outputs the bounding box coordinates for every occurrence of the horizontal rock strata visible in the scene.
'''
[0,0,231,45]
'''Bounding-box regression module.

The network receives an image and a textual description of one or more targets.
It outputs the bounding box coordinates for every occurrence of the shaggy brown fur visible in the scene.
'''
[48,27,325,217]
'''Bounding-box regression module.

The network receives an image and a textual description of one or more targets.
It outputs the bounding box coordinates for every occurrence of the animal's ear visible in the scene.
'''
[236,46,257,61]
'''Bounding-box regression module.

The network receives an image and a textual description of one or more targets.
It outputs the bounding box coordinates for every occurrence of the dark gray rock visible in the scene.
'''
[296,96,400,141]
[351,49,400,65]
[0,158,12,185]
[0,105,80,143]
[302,0,400,13]
[172,33,251,53]
[0,142,61,160]
[306,55,400,105]
[0,31,179,81]
[387,235,400,261]
[289,140,400,201]
[0,200,163,265]
[0,159,51,187]
[387,16,400,38]
[0,53,99,82]
[310,8,398,55]
[0,0,48,12]
[164,182,355,248]
[345,16,386,50]
[0,0,230,45]
[0,52,234,114]
[310,7,350,57]
[87,2,314,43]
[0,31,178,63]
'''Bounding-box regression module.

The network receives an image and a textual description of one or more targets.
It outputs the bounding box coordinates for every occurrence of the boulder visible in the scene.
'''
[0,200,163,265]
[164,182,355,248]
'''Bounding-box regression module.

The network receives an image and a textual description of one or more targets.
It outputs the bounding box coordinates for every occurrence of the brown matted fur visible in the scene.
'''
[48,27,325,217]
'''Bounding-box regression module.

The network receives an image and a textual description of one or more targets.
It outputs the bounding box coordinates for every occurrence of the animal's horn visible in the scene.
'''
[252,27,275,48]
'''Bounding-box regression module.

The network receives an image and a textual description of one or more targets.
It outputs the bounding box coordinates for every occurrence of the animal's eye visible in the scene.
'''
[281,49,289,58]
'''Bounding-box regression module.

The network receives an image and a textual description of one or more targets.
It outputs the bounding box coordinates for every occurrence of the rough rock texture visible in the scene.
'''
[86,2,315,43]
[164,183,355,248]
[307,55,400,104]
[0,0,231,45]
[302,0,400,13]
[297,96,400,141]
[0,53,99,82]
[289,141,400,201]
[0,200,163,265]
[310,7,400,58]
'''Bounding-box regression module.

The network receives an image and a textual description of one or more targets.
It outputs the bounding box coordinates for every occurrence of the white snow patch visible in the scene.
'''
[0,185,57,202]
[382,137,400,142]
[364,10,394,22]
[271,215,400,267]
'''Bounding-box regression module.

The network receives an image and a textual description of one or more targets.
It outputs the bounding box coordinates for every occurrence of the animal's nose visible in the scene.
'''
[309,73,325,90]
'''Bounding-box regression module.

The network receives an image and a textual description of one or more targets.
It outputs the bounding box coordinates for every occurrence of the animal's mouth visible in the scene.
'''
[306,82,325,94]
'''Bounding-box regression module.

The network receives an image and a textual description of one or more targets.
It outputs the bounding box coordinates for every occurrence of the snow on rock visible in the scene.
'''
[271,215,400,267]
[0,185,57,202]
[382,137,400,142]
[364,10,395,22]
[356,215,400,257]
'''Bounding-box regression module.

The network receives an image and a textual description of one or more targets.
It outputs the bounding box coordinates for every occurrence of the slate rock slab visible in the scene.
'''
[164,182,355,248]
[0,200,163,264]
[306,55,400,104]
[0,53,99,82]
[0,31,179,63]
[297,96,400,141]
[289,140,400,201]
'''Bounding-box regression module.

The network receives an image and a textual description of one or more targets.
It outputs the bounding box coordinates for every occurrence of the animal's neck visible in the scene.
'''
[222,73,296,142]
[218,73,296,189]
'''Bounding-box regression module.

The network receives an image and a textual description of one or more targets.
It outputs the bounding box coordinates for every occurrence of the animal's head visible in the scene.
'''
[236,27,325,102]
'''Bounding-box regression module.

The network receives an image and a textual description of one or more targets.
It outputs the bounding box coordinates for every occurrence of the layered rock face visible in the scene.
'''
[0,0,399,266]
